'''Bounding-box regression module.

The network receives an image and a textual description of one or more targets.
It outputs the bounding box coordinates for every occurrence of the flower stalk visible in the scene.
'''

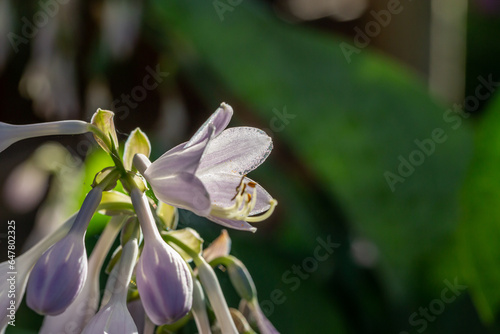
[0,120,91,153]
[126,174,193,325]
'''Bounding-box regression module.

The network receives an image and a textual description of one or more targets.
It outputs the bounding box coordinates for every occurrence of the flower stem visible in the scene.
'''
[13,120,91,139]
[133,153,151,175]
[192,279,212,334]
[196,258,238,334]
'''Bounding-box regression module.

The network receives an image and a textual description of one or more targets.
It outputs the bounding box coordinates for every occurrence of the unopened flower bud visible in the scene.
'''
[226,258,256,302]
[130,187,193,326]
[136,236,193,325]
[26,187,103,315]
[82,239,139,334]
[82,299,138,334]
[26,232,87,315]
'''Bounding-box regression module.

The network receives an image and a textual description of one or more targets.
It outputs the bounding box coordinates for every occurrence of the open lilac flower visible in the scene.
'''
[135,103,277,232]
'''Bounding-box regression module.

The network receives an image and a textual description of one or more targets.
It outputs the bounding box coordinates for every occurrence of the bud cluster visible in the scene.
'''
[0,104,279,333]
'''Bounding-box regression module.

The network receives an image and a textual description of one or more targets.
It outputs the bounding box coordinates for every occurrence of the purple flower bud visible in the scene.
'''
[136,236,193,325]
[26,232,87,315]
[81,300,138,334]
[127,299,146,333]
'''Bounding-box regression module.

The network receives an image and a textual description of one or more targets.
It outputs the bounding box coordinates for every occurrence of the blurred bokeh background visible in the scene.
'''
[1,0,500,333]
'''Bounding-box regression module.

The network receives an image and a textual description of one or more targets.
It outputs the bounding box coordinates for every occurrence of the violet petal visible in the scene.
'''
[205,216,257,232]
[26,233,87,315]
[197,127,272,176]
[146,172,211,216]
[145,131,211,178]
[201,173,272,214]
[82,301,138,334]
[184,103,233,148]
[136,238,193,325]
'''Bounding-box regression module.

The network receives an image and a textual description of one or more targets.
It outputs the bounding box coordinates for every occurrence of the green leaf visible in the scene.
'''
[163,228,203,261]
[150,0,473,302]
[90,108,119,154]
[120,216,142,245]
[156,201,178,230]
[98,191,134,216]
[123,128,151,171]
[457,93,500,323]
[105,245,122,274]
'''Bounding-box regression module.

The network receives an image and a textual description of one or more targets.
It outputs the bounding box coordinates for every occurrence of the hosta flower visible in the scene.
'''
[0,120,90,154]
[40,216,124,333]
[127,299,146,333]
[26,231,88,315]
[135,103,277,232]
[130,187,193,325]
[82,239,139,334]
[0,214,76,331]
[26,187,103,315]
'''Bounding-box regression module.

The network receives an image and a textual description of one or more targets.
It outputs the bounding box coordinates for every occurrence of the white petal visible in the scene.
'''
[197,127,272,176]
[200,173,272,214]
[148,172,212,216]
[185,103,233,148]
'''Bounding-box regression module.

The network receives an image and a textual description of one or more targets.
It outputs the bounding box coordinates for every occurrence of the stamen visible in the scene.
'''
[246,199,277,223]
[231,175,247,201]
[210,178,277,223]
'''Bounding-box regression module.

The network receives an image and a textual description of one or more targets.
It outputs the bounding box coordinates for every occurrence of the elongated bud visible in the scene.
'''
[82,239,139,334]
[26,232,87,315]
[210,256,279,333]
[26,188,103,315]
[130,187,193,325]
[136,237,193,325]
[226,257,257,302]
[0,214,76,331]
[39,216,124,333]
[82,300,138,334]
